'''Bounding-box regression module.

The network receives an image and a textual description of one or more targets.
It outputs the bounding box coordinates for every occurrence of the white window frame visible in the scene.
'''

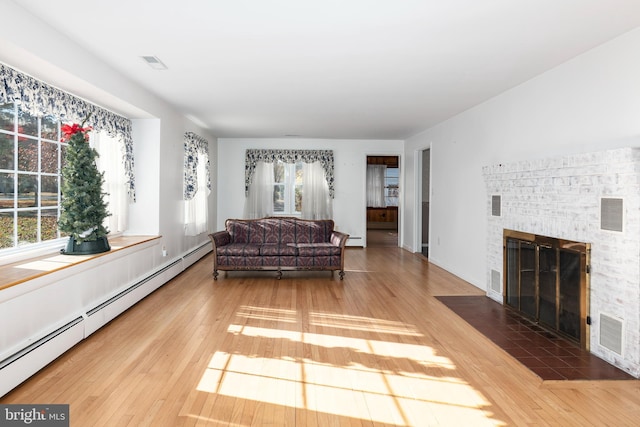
[273,160,303,216]
[0,102,67,253]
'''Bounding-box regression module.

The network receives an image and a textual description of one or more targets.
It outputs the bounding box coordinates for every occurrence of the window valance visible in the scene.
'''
[0,62,136,201]
[245,149,335,198]
[183,132,211,200]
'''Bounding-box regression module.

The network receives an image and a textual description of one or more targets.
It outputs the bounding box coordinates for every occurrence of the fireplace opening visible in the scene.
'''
[504,230,590,349]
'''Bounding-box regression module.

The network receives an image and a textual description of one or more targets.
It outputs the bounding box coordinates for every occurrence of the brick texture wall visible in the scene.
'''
[483,148,640,377]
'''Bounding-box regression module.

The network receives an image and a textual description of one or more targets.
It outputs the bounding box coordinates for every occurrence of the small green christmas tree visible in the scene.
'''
[58,116,110,253]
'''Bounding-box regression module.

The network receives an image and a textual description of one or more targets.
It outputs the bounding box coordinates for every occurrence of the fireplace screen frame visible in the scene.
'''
[503,229,591,350]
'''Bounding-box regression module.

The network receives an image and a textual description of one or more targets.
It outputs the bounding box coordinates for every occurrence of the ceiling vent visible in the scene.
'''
[141,56,167,70]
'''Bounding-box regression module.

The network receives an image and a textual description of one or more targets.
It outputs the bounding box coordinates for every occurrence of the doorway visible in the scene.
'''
[420,149,430,257]
[366,156,399,247]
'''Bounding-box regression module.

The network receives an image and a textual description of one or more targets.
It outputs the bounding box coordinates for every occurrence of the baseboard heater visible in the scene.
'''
[0,317,83,371]
[86,259,183,317]
[182,241,211,269]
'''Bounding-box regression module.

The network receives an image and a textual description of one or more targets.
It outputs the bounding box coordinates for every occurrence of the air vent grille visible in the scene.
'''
[491,195,501,216]
[491,269,501,293]
[600,313,623,355]
[141,55,168,70]
[601,198,623,232]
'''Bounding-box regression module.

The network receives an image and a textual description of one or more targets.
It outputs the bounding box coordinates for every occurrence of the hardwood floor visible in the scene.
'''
[2,247,639,426]
[366,229,398,247]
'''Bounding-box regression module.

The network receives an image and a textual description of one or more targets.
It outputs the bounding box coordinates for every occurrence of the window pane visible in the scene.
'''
[41,209,59,241]
[18,138,38,172]
[41,175,58,206]
[0,133,14,170]
[41,141,59,173]
[295,162,303,185]
[18,174,37,208]
[17,210,38,245]
[295,185,302,212]
[0,103,14,130]
[273,184,284,212]
[41,115,58,141]
[0,172,14,209]
[274,161,284,183]
[17,109,38,137]
[0,211,14,248]
[385,167,399,177]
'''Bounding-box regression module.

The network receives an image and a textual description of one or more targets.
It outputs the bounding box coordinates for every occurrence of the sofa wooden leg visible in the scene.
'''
[277,269,283,280]
[339,270,345,280]
[213,270,218,280]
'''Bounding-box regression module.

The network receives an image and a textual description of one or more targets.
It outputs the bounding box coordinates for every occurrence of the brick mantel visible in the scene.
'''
[483,148,640,377]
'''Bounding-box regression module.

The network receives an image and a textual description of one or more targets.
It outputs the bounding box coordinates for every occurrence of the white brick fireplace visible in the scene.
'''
[483,147,640,377]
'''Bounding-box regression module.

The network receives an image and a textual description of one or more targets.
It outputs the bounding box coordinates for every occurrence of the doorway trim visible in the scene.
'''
[364,153,403,248]
[415,145,431,254]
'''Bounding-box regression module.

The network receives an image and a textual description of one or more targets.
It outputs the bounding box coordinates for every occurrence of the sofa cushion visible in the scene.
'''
[294,243,342,257]
[216,243,260,257]
[260,244,298,256]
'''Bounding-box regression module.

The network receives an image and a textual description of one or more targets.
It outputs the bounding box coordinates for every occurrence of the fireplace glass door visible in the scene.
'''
[504,230,589,348]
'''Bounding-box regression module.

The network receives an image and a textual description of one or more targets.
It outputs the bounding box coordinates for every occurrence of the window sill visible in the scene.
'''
[0,235,160,292]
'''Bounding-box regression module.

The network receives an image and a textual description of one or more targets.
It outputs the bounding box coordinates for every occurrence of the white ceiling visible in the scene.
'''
[12,0,640,139]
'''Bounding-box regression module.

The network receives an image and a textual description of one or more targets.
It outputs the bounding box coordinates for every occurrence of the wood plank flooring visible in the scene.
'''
[2,247,639,426]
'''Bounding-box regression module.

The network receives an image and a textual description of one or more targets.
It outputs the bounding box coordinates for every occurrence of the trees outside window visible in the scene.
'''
[0,103,65,249]
[273,160,303,215]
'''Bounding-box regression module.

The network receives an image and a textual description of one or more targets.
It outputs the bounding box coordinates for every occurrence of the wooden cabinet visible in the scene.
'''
[367,207,398,223]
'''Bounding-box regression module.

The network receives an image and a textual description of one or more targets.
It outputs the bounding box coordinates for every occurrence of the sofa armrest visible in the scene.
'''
[209,231,231,248]
[331,231,350,248]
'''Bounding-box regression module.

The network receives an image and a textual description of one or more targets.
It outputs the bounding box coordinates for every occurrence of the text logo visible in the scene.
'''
[0,405,69,426]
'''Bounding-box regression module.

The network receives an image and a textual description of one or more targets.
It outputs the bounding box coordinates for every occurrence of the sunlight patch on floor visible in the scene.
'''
[236,305,298,323]
[309,311,423,336]
[196,320,503,426]
[229,324,452,368]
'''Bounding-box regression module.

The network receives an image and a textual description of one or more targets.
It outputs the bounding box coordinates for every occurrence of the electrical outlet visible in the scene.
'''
[162,246,167,257]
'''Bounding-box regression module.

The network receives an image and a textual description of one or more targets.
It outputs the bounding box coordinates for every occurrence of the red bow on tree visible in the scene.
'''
[61,123,92,142]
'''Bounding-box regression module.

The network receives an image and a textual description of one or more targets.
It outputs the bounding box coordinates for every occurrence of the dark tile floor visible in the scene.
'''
[436,295,635,381]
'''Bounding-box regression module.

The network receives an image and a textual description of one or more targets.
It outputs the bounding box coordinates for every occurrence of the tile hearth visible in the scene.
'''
[436,295,634,381]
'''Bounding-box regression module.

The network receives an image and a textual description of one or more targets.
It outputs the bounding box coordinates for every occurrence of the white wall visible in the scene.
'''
[217,138,403,246]
[404,27,640,290]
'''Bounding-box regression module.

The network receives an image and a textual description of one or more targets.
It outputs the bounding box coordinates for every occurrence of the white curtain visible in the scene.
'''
[367,164,386,207]
[184,155,209,235]
[302,161,332,219]
[244,161,274,219]
[90,131,129,234]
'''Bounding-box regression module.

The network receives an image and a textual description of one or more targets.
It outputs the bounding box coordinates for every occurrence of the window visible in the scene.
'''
[244,149,334,219]
[385,167,399,207]
[183,132,211,235]
[184,153,209,235]
[0,102,67,250]
[90,131,128,234]
[273,160,303,215]
[0,102,129,252]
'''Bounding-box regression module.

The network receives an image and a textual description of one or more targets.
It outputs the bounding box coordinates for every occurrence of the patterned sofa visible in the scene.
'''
[208,217,349,280]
